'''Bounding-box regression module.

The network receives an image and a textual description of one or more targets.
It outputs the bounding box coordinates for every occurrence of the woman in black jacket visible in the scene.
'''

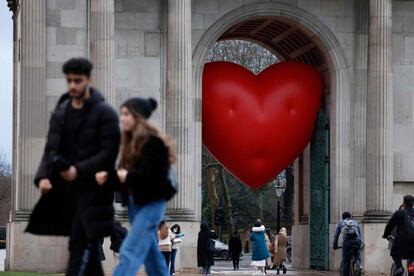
[197,223,215,276]
[96,97,175,276]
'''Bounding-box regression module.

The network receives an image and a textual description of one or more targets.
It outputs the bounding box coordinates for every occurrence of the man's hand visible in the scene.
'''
[39,179,52,194]
[95,171,108,186]
[60,165,78,182]
[117,168,128,183]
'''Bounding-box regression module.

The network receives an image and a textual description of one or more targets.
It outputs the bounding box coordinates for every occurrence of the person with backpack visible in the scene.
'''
[383,195,414,276]
[197,222,215,276]
[333,212,363,276]
[110,221,128,264]
[95,97,176,276]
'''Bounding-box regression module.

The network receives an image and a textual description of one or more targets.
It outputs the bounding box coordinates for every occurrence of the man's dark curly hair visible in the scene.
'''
[62,57,93,77]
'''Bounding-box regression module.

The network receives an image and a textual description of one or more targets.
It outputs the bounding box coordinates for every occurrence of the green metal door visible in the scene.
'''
[309,110,330,270]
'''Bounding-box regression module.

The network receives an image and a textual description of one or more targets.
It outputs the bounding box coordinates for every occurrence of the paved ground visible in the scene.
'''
[0,250,338,275]
[0,249,5,271]
[208,255,338,275]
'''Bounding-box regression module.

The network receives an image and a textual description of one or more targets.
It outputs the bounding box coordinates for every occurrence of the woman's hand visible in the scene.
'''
[95,171,108,186]
[117,168,128,183]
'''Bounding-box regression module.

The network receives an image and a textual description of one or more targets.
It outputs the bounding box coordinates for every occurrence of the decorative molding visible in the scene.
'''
[6,0,19,19]
[192,2,351,224]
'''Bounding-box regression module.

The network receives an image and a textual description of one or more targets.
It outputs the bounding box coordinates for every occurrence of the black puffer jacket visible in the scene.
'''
[383,207,414,259]
[26,88,120,238]
[118,135,170,206]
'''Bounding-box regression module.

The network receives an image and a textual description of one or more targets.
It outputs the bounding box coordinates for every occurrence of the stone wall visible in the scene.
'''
[0,177,11,226]
[46,0,87,114]
[114,0,163,129]
[392,0,414,182]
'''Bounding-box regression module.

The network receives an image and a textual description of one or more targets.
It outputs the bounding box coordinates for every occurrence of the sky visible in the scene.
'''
[0,5,13,164]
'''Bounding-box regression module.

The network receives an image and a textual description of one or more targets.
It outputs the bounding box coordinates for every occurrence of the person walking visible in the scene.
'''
[110,221,128,264]
[158,221,174,269]
[264,228,274,270]
[383,195,414,276]
[274,228,289,274]
[26,58,120,276]
[170,224,184,276]
[197,222,215,276]
[96,97,176,276]
[229,231,242,271]
[250,222,270,275]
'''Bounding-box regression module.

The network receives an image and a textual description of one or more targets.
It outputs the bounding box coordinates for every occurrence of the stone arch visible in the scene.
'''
[193,2,351,223]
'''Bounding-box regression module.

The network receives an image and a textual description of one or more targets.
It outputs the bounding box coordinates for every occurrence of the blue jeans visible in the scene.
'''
[170,248,177,275]
[113,197,168,276]
[342,238,362,276]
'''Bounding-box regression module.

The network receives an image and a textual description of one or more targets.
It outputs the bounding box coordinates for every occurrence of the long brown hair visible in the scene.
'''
[158,221,169,240]
[119,105,176,170]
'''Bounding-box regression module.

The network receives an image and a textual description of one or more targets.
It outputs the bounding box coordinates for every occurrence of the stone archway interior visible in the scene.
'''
[218,16,328,78]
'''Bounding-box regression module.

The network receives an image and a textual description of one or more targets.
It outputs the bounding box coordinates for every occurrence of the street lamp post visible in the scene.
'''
[273,172,287,232]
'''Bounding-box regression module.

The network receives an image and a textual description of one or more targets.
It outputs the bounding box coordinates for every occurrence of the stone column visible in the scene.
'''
[165,0,196,221]
[90,0,115,105]
[365,0,393,222]
[352,0,368,219]
[13,0,47,218]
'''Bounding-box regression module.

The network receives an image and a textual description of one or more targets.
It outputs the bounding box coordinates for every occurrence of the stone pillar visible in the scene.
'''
[12,0,46,219]
[365,0,393,222]
[164,0,198,270]
[90,0,115,105]
[6,0,70,272]
[352,0,368,219]
[165,0,196,220]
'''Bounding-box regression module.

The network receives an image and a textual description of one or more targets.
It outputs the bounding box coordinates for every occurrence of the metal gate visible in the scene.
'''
[309,110,330,270]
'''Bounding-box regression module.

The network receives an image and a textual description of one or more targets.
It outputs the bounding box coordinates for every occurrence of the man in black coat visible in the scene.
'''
[229,231,243,270]
[26,58,120,276]
[383,195,414,276]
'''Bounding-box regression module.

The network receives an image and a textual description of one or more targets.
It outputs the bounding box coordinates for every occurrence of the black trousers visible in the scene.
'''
[232,252,240,269]
[162,251,171,269]
[66,206,104,276]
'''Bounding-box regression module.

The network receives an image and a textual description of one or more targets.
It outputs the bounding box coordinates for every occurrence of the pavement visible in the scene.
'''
[0,249,339,275]
[0,249,4,271]
[207,256,339,275]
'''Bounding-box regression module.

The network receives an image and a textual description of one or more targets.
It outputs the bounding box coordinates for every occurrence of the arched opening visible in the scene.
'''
[193,2,351,271]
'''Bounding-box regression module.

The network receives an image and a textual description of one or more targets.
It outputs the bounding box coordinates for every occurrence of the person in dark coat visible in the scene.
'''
[383,195,414,275]
[110,221,128,262]
[96,97,176,276]
[197,222,214,276]
[229,231,242,271]
[25,58,120,276]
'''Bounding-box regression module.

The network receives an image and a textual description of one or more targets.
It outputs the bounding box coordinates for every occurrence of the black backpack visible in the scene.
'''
[403,209,414,241]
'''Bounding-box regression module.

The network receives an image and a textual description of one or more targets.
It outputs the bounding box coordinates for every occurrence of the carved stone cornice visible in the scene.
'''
[6,0,19,19]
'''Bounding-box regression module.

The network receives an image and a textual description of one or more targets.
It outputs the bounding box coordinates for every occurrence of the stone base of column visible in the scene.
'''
[361,223,393,275]
[5,220,68,272]
[168,220,199,271]
[363,210,393,223]
[165,208,195,221]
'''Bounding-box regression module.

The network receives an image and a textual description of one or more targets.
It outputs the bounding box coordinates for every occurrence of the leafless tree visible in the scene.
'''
[202,40,278,232]
[0,151,12,176]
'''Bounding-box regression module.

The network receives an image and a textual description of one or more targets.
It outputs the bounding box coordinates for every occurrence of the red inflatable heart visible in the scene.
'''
[202,61,322,189]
